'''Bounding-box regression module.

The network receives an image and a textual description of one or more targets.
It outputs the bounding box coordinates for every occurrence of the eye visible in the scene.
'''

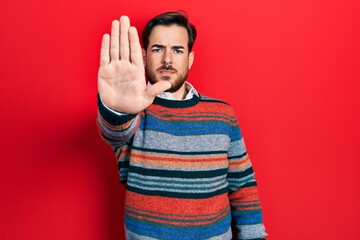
[174,49,184,54]
[152,48,163,53]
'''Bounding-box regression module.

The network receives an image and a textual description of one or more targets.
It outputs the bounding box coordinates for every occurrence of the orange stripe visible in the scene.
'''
[125,207,229,226]
[228,155,252,171]
[229,186,260,201]
[130,157,227,169]
[130,153,226,163]
[233,206,261,211]
[127,205,227,221]
[125,191,229,216]
[146,106,237,125]
[129,152,228,169]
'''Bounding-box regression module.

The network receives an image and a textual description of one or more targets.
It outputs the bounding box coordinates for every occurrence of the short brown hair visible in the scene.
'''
[142,11,197,52]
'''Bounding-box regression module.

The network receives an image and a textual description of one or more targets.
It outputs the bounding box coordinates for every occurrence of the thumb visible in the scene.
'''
[146,81,172,99]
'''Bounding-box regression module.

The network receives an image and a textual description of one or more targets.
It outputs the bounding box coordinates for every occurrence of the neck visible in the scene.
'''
[170,83,188,100]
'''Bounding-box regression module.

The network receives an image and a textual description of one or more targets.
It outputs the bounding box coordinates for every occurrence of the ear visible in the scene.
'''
[142,48,146,67]
[188,51,194,69]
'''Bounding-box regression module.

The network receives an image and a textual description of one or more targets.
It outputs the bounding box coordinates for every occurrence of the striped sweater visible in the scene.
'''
[97,94,267,240]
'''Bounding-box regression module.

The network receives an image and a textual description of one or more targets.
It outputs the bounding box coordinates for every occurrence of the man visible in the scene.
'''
[97,11,267,240]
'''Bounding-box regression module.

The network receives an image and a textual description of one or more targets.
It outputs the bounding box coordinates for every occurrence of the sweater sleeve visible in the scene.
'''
[227,109,268,239]
[97,94,141,183]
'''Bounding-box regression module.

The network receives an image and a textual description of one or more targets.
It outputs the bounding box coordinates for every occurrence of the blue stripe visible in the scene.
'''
[230,126,242,140]
[139,117,231,135]
[233,211,263,225]
[125,212,231,240]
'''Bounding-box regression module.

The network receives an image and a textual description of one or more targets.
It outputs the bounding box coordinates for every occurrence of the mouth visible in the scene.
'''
[159,69,175,75]
[158,65,177,75]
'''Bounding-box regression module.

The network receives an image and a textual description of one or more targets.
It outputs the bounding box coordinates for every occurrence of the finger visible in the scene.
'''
[100,34,110,66]
[119,16,130,61]
[146,81,172,100]
[110,20,120,60]
[129,26,143,66]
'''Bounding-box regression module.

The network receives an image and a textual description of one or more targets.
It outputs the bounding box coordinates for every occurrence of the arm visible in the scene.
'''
[96,16,172,177]
[227,110,267,239]
[97,94,140,183]
[97,94,140,150]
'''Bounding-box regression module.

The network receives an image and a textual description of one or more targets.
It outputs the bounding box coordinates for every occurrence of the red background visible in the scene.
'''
[1,0,360,239]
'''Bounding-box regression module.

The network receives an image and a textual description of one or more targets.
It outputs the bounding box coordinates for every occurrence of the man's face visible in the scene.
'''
[144,25,194,93]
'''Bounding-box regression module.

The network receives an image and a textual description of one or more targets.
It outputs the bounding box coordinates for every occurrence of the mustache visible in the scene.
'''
[157,65,177,72]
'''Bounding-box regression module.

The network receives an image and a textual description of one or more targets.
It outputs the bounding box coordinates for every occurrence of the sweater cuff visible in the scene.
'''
[97,94,138,126]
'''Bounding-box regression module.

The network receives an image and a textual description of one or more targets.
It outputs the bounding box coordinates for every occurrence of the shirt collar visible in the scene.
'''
[147,81,199,100]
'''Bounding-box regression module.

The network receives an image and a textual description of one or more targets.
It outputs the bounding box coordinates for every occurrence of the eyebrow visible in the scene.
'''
[151,44,185,50]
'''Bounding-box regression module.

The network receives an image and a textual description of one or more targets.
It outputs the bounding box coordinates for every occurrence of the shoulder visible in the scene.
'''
[198,94,238,117]
[199,95,230,105]
[199,95,233,110]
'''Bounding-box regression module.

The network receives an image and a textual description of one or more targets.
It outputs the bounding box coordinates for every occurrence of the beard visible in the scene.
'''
[146,65,188,93]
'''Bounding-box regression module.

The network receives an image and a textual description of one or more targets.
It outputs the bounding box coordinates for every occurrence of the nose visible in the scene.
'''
[161,48,173,65]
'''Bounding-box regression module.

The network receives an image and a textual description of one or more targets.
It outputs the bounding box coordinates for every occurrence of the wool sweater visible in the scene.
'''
[97,94,267,240]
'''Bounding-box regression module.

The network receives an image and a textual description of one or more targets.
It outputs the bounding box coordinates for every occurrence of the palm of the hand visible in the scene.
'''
[98,59,148,114]
[97,16,170,114]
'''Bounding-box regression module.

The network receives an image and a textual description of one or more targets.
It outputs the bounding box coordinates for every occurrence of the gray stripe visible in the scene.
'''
[132,130,230,152]
[127,178,228,194]
[228,173,255,184]
[228,178,256,191]
[130,163,225,172]
[228,138,247,157]
[237,223,268,239]
[129,173,226,183]
[128,173,228,191]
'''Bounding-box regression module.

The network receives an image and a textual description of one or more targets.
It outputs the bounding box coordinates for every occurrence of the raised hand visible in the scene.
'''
[98,16,171,114]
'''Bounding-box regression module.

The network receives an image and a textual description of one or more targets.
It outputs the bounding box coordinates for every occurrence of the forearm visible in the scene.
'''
[227,139,267,239]
[229,184,267,239]
[97,94,140,149]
